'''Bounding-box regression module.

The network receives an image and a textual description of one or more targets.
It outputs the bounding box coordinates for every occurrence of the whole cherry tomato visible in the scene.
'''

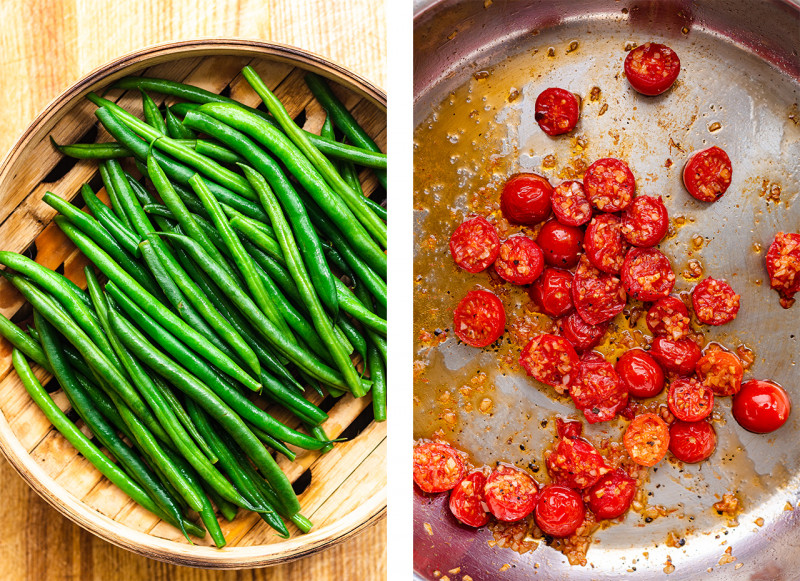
[501,173,553,225]
[616,349,665,399]
[732,379,792,434]
[535,485,585,537]
[537,219,584,269]
[529,268,574,318]
[586,469,637,520]
[669,420,717,463]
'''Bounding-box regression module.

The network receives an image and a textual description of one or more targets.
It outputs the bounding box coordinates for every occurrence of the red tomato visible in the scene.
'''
[765,232,800,305]
[519,334,580,391]
[484,464,540,522]
[668,377,714,422]
[449,470,490,527]
[556,417,583,439]
[620,195,669,247]
[572,256,627,325]
[551,180,592,227]
[624,413,670,467]
[535,485,585,537]
[620,247,676,302]
[624,42,681,96]
[494,236,545,285]
[696,349,743,396]
[683,146,732,202]
[650,336,702,376]
[453,289,506,348]
[616,349,665,399]
[571,352,628,423]
[732,379,792,434]
[413,442,466,493]
[449,216,501,273]
[646,296,691,340]
[546,436,610,490]
[534,88,581,136]
[692,277,740,326]
[584,158,636,212]
[501,174,553,225]
[586,469,637,520]
[669,421,717,463]
[537,219,584,268]
[529,268,574,318]
[584,213,629,274]
[559,312,608,352]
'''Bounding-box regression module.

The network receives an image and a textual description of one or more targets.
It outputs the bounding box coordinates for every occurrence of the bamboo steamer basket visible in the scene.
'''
[0,39,386,568]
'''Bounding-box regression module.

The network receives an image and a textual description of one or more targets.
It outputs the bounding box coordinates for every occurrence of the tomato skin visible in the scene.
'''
[586,469,637,520]
[535,485,585,537]
[667,377,714,422]
[551,180,592,227]
[732,379,792,434]
[501,174,553,225]
[584,213,629,274]
[616,349,665,399]
[620,195,669,247]
[669,421,717,463]
[571,352,628,423]
[494,235,545,285]
[534,88,581,136]
[537,219,584,269]
[559,312,608,352]
[696,349,743,396]
[530,268,574,318]
[650,336,702,376]
[519,334,580,391]
[624,42,681,96]
[692,277,740,326]
[683,146,732,202]
[624,413,670,467]
[413,442,467,493]
[546,436,610,490]
[449,216,501,273]
[572,256,627,325]
[765,232,800,303]
[453,289,506,348]
[449,470,491,528]
[646,296,691,340]
[584,158,636,212]
[484,464,540,522]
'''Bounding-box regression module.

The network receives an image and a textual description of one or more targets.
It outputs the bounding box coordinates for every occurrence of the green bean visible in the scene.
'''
[322,242,357,284]
[51,137,129,159]
[193,139,247,165]
[54,219,261,392]
[242,67,386,248]
[94,107,270,222]
[229,214,284,263]
[189,175,293,342]
[73,371,134,442]
[368,343,386,422]
[187,401,289,537]
[188,104,386,278]
[203,483,238,523]
[247,424,296,461]
[242,166,364,397]
[165,106,195,139]
[88,93,258,201]
[337,316,367,361]
[103,159,157,239]
[334,278,386,336]
[140,89,167,135]
[98,161,133,229]
[169,455,226,547]
[107,309,301,515]
[151,377,218,465]
[73,185,142,257]
[6,274,170,442]
[181,109,341,317]
[0,313,51,372]
[341,159,388,222]
[11,349,201,539]
[305,72,387,187]
[118,77,386,168]
[308,423,334,454]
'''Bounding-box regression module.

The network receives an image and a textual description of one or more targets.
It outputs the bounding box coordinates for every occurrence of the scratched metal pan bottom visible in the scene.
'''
[413,1,800,580]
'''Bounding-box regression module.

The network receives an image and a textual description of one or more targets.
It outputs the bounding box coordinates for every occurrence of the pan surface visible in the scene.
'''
[413,1,800,579]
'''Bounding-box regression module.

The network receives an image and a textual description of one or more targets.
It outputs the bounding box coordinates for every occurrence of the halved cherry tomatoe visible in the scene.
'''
[620,195,669,247]
[620,247,676,302]
[558,312,608,353]
[570,352,628,423]
[519,333,580,392]
[765,231,800,306]
[646,295,691,340]
[696,348,743,396]
[732,379,792,434]
[669,421,717,463]
[668,377,714,422]
[537,219,584,269]
[534,87,581,136]
[546,436,610,489]
[624,413,670,467]
[453,289,506,348]
[616,349,665,399]
[692,277,740,326]
[584,213,629,274]
[484,464,540,522]
[413,441,466,493]
[624,42,681,96]
[449,470,490,528]
[584,158,636,212]
[535,485,585,537]
[449,215,501,273]
[494,235,544,285]
[500,173,553,225]
[683,146,732,203]
[571,256,628,326]
[551,180,592,227]
[529,267,574,318]
[586,469,637,520]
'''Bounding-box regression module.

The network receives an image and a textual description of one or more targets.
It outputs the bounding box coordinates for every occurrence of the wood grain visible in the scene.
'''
[0,2,387,580]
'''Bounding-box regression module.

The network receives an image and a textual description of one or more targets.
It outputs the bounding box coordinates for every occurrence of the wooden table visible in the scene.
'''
[0,2,386,579]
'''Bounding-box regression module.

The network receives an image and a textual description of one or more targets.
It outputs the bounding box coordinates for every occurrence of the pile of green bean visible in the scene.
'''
[0,68,387,547]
